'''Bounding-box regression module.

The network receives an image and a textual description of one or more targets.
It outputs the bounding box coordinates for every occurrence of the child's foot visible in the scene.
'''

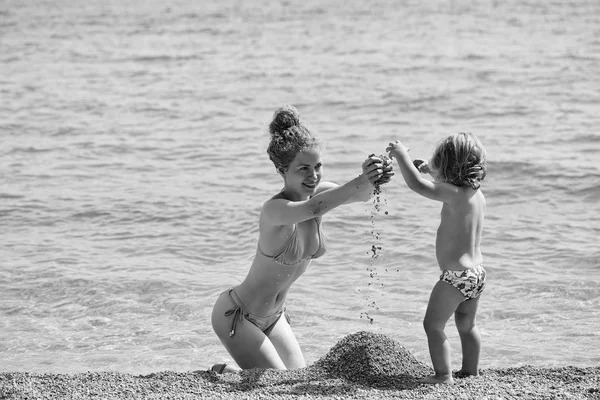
[420,374,454,384]
[454,369,478,378]
[210,363,240,374]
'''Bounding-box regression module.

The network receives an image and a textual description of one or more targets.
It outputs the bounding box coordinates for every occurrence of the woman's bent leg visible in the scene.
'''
[266,312,306,369]
[211,291,287,369]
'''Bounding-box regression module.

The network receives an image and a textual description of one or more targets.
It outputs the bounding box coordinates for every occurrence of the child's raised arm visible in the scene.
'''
[386,140,458,203]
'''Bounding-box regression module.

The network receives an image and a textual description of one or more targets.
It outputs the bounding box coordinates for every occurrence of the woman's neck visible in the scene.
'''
[281,189,308,202]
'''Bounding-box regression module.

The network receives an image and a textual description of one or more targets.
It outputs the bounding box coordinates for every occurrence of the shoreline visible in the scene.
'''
[2,332,598,399]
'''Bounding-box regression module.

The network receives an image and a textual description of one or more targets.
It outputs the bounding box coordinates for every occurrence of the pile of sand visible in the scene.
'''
[315,331,431,388]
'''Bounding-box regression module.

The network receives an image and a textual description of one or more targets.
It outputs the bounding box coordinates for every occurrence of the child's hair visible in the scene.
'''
[267,105,321,173]
[430,132,487,190]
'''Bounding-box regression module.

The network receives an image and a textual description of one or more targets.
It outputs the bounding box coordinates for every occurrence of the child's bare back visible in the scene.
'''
[436,187,485,271]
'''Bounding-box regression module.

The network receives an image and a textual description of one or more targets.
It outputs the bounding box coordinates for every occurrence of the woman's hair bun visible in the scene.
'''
[269,105,301,136]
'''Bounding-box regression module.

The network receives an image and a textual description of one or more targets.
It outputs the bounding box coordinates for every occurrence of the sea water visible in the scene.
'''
[1,0,599,374]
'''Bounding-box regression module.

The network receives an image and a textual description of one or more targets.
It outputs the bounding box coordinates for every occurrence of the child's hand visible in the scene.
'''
[386,140,410,158]
[413,158,431,174]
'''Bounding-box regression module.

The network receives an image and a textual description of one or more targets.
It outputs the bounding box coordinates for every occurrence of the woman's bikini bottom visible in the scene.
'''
[221,287,290,337]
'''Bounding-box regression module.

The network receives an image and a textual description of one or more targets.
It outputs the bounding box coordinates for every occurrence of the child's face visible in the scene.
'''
[283,147,323,198]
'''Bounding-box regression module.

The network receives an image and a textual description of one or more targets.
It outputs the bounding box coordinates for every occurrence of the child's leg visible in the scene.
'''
[454,295,481,376]
[421,280,465,384]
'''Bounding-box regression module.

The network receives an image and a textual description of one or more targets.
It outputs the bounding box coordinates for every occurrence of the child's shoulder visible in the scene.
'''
[454,187,484,206]
[468,188,485,207]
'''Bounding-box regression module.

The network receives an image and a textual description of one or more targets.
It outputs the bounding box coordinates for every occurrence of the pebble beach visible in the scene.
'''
[2,332,598,400]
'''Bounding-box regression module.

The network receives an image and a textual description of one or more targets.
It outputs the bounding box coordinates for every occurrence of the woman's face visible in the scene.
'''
[282,147,323,199]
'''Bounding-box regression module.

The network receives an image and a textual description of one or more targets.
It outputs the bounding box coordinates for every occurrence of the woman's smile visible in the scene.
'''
[302,181,318,190]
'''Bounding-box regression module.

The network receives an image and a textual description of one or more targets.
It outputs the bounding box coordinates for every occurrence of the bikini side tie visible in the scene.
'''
[224,305,243,337]
[224,288,245,337]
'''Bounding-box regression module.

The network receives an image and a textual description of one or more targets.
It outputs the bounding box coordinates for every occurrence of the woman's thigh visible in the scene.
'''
[211,291,287,369]
[267,312,306,369]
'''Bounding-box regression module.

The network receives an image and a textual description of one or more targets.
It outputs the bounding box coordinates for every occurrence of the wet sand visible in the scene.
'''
[1,332,598,399]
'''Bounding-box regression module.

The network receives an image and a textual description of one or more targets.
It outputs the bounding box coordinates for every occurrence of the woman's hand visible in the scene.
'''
[376,156,394,185]
[362,154,394,186]
[362,156,382,185]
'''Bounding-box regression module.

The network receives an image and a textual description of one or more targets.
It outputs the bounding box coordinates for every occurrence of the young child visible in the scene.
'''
[386,132,487,384]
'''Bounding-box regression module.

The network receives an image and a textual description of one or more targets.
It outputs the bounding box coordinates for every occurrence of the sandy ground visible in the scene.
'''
[1,332,598,400]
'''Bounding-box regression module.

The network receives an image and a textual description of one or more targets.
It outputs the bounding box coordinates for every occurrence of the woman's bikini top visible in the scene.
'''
[258,217,327,266]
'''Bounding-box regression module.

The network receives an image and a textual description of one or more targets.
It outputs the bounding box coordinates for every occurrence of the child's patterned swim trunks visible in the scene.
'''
[440,264,486,300]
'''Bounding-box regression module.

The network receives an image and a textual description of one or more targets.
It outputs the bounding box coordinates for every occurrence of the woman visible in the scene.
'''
[210,105,393,372]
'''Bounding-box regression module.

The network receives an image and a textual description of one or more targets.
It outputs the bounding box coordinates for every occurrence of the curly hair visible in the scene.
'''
[267,105,320,173]
[430,132,487,190]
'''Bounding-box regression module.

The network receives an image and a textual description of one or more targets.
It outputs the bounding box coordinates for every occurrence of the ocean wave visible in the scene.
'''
[0,193,25,199]
[562,53,600,62]
[70,210,113,220]
[6,146,63,154]
[574,184,600,202]
[560,132,600,143]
